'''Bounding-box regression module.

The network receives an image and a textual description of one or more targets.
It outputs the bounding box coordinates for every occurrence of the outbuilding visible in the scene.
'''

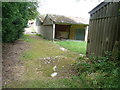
[36,14,88,41]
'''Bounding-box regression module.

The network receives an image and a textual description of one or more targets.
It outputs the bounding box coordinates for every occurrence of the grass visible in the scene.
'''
[21,35,64,60]
[56,41,87,54]
[7,76,84,88]
[6,35,84,88]
[21,34,38,43]
[9,35,117,88]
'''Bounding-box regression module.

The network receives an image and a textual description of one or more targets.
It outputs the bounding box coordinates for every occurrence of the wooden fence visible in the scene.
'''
[86,2,120,57]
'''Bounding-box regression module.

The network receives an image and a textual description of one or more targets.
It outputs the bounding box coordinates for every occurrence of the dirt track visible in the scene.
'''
[2,40,29,86]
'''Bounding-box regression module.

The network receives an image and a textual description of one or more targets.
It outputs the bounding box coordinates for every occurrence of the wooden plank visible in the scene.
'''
[100,7,103,18]
[102,18,107,55]
[115,16,119,41]
[89,20,94,55]
[99,18,104,56]
[91,19,96,55]
[92,19,96,55]
[95,19,98,56]
[110,17,116,51]
[104,3,112,52]
[114,3,119,41]
[111,3,119,51]
[108,3,115,51]
[101,6,108,55]
[96,18,102,56]
[93,19,99,56]
[107,3,110,17]
[99,6,107,56]
[118,16,120,41]
[114,16,118,41]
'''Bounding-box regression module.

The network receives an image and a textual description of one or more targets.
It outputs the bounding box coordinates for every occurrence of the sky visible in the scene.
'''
[37,0,104,19]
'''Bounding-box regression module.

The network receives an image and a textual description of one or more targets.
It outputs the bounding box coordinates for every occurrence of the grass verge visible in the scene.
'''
[56,41,87,54]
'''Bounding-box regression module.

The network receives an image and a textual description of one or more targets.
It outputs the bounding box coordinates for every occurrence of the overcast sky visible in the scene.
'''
[38,0,104,19]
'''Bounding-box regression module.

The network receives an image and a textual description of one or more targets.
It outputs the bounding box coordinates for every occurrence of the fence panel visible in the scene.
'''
[87,2,120,57]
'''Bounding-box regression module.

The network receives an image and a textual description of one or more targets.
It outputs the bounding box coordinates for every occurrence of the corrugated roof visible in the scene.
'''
[47,14,88,25]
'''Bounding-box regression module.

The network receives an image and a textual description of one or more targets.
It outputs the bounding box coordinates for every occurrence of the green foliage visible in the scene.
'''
[56,41,87,54]
[73,53,120,88]
[2,2,38,42]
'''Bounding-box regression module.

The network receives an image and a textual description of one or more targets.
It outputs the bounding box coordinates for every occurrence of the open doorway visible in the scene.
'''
[55,24,71,39]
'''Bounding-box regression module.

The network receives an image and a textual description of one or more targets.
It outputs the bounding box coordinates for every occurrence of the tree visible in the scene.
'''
[2,2,38,42]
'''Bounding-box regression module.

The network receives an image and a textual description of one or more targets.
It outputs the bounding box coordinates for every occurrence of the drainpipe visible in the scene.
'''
[53,24,55,41]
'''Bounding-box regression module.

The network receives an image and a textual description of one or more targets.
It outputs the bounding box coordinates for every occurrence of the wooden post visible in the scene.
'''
[52,24,55,42]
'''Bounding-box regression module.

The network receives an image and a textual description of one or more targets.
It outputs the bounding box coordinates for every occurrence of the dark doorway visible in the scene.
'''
[55,24,70,39]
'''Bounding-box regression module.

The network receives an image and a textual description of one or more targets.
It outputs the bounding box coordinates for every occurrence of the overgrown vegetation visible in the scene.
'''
[56,41,87,54]
[2,2,38,42]
[73,52,120,88]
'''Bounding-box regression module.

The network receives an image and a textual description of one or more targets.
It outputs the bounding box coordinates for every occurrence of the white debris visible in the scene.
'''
[79,54,84,57]
[55,56,64,59]
[60,47,67,51]
[55,56,60,58]
[53,66,57,71]
[48,61,50,63]
[51,72,58,77]
[46,57,51,59]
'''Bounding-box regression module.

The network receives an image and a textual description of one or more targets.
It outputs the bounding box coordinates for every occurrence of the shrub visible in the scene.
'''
[2,2,38,42]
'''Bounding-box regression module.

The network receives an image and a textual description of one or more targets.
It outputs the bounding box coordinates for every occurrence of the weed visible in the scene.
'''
[73,52,120,88]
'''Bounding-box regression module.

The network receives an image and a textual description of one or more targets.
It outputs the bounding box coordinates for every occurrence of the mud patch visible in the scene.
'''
[2,40,28,86]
